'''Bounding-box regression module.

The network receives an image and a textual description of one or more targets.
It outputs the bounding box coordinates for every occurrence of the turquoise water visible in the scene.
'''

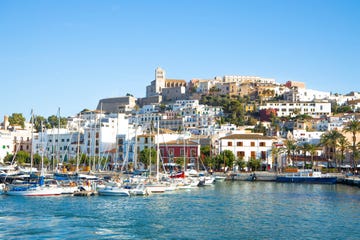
[1,182,359,240]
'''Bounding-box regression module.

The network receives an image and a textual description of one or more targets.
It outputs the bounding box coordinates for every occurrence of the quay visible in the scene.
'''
[338,176,360,187]
[73,191,98,197]
[224,171,360,187]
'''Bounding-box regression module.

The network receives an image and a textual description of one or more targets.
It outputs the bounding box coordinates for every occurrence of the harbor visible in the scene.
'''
[1,181,359,239]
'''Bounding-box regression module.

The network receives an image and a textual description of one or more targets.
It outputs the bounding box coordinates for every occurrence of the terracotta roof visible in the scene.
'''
[220,134,275,140]
[160,139,199,146]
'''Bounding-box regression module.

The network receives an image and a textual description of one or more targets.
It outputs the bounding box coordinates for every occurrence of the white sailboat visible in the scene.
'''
[6,119,62,196]
[5,178,63,196]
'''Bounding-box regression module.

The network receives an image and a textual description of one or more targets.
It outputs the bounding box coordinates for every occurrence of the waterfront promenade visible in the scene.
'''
[218,171,360,187]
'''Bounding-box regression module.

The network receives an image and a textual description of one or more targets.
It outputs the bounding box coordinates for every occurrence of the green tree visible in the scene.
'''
[200,145,211,158]
[307,144,317,169]
[3,153,14,164]
[8,113,26,129]
[32,115,47,132]
[253,122,267,135]
[139,148,157,168]
[320,130,344,169]
[214,150,235,171]
[247,158,261,171]
[235,157,246,171]
[284,139,296,167]
[47,115,67,128]
[344,119,360,172]
[336,136,349,169]
[271,145,284,172]
[33,153,42,167]
[14,150,30,166]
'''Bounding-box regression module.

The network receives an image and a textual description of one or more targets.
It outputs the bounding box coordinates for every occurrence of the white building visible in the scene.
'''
[220,75,276,84]
[292,129,323,145]
[0,131,13,163]
[219,133,275,168]
[329,92,360,105]
[260,101,332,118]
[284,88,330,102]
[33,128,76,166]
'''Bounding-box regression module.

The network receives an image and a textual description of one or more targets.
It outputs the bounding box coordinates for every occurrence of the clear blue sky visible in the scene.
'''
[0,0,359,120]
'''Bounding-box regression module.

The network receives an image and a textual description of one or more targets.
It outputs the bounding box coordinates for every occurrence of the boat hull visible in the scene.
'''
[6,187,63,196]
[98,187,130,196]
[276,176,337,184]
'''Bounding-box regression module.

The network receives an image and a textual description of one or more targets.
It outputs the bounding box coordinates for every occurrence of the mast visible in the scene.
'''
[30,109,34,174]
[40,121,45,177]
[156,117,160,181]
[57,107,60,172]
[76,114,81,173]
[148,123,152,177]
[183,127,186,172]
[133,120,138,170]
[98,103,102,171]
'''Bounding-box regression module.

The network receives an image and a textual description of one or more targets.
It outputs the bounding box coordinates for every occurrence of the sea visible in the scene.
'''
[0,181,359,240]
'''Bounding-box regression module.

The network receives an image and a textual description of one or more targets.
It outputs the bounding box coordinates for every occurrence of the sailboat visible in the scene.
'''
[142,119,167,194]
[6,118,62,196]
[6,175,62,196]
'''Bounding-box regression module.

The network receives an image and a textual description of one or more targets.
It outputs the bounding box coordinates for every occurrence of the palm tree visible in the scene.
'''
[284,139,296,168]
[320,130,343,170]
[344,119,360,172]
[271,144,284,172]
[307,144,317,169]
[301,143,311,169]
[337,136,350,170]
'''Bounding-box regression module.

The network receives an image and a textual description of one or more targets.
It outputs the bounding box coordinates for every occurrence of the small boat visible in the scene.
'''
[0,183,7,194]
[214,175,226,182]
[144,183,166,194]
[98,186,130,196]
[276,170,337,184]
[129,183,149,196]
[198,175,215,186]
[5,176,63,196]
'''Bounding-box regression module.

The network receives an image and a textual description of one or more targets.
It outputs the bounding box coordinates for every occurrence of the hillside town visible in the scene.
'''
[1,67,360,175]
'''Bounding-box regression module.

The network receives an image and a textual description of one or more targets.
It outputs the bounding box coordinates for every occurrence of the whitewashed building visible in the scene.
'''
[259,101,332,118]
[219,133,275,168]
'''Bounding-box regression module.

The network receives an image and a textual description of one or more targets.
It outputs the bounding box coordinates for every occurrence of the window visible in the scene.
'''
[191,149,196,157]
[237,151,245,158]
[228,141,232,147]
[261,151,266,160]
[251,151,256,158]
[180,149,185,156]
[251,142,255,147]
[237,142,243,147]
[259,142,266,147]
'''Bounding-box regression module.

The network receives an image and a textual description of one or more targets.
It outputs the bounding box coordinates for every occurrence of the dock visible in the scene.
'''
[73,191,98,197]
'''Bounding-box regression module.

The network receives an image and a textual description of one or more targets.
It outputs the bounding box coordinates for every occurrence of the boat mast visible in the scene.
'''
[30,109,34,174]
[76,113,81,173]
[156,117,160,181]
[57,107,61,172]
[40,121,45,177]
[98,103,103,171]
[148,123,152,177]
[133,120,138,170]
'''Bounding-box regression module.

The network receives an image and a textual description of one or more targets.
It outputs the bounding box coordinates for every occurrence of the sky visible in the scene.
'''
[0,0,359,120]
